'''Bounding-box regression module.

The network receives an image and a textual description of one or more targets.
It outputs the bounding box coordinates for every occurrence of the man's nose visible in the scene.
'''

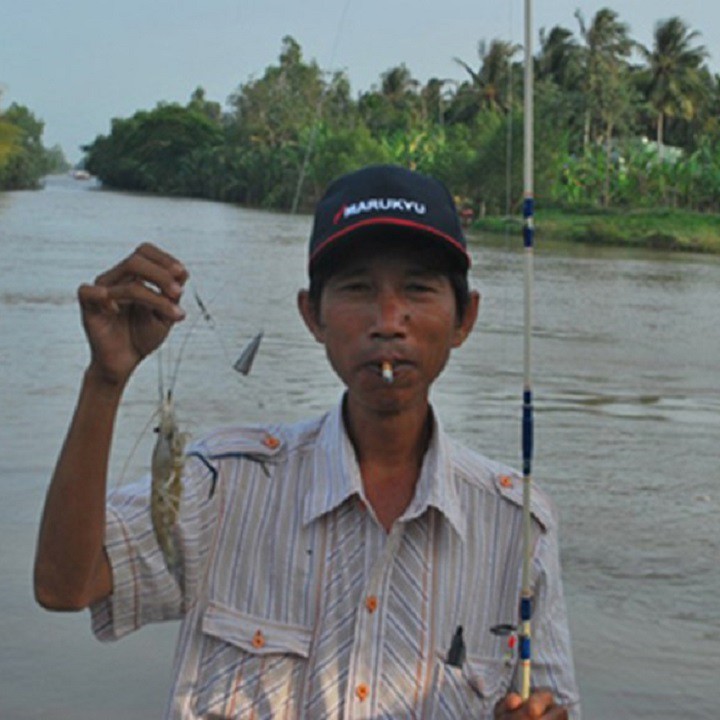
[370,290,408,337]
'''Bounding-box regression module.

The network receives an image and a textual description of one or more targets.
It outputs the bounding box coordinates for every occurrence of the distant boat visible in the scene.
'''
[71,169,91,180]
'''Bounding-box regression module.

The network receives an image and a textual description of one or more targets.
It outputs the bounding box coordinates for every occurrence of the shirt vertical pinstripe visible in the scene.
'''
[91,399,580,718]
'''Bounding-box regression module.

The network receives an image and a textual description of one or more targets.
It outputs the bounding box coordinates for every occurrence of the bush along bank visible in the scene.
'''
[473,208,720,254]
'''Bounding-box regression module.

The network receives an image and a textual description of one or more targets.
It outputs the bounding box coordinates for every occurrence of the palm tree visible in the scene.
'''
[358,64,422,137]
[380,64,420,103]
[575,8,635,206]
[537,25,582,91]
[638,17,708,153]
[454,39,521,115]
[536,25,587,154]
[575,8,634,151]
[420,77,455,126]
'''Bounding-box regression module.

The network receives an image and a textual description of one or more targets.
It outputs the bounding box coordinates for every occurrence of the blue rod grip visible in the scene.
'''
[523,197,535,249]
[521,596,533,621]
[522,389,533,476]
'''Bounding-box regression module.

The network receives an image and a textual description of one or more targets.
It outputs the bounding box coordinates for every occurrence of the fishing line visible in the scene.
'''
[476,1,522,466]
[500,11,516,384]
[114,282,264,490]
[291,0,353,213]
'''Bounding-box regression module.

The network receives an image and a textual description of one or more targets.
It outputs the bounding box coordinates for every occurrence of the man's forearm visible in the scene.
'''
[33,367,125,609]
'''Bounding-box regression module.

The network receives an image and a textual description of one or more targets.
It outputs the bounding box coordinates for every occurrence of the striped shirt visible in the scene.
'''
[91,399,580,719]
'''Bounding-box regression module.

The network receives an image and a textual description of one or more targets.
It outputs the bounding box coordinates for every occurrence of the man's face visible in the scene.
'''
[299,244,478,417]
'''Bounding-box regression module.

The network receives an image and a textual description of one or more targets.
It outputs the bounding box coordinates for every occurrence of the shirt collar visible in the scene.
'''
[303,396,466,541]
[303,397,362,525]
[402,410,466,540]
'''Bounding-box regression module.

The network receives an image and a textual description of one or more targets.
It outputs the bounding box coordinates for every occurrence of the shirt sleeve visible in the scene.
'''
[90,453,219,641]
[527,523,582,719]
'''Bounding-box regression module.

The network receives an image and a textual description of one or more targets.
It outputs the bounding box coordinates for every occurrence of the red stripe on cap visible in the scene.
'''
[310,217,470,268]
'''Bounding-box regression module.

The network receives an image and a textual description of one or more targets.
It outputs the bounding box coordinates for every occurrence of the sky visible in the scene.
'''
[2,0,718,164]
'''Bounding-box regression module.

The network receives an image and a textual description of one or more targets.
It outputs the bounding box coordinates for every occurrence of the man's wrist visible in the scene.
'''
[83,364,130,402]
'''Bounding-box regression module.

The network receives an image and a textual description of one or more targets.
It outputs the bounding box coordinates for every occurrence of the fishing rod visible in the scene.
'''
[519,0,535,702]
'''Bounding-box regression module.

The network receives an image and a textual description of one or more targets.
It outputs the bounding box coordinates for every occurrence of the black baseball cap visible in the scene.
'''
[308,165,470,274]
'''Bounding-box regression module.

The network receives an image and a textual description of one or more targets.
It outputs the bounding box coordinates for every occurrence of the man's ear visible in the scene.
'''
[297,289,325,343]
[452,290,481,348]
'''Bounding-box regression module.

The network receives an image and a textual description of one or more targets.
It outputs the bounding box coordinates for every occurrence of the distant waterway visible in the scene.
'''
[1,175,718,719]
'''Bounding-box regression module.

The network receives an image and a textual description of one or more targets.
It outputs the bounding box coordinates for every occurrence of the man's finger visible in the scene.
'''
[106,280,186,321]
[78,284,118,315]
[95,243,188,295]
[526,689,558,716]
[494,692,523,717]
[495,689,567,719]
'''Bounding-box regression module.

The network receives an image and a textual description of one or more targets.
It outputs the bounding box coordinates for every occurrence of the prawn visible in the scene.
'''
[148,289,263,572]
[150,388,188,573]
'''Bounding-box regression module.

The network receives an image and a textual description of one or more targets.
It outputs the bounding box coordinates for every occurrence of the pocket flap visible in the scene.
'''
[464,656,512,697]
[435,650,512,699]
[201,600,313,658]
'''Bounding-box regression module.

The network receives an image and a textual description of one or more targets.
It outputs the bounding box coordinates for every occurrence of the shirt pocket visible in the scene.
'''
[430,651,514,719]
[194,600,312,718]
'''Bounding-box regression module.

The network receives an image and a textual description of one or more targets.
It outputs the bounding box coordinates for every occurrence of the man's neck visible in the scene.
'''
[342,395,433,531]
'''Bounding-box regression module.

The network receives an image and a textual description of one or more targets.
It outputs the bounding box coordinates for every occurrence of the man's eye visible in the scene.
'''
[406,282,435,292]
[340,281,371,292]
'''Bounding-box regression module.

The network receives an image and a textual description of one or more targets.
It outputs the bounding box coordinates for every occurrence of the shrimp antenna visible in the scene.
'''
[168,287,264,390]
[167,295,206,394]
[114,409,160,490]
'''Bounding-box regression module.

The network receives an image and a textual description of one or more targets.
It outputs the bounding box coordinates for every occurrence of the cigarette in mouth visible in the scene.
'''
[381,361,394,384]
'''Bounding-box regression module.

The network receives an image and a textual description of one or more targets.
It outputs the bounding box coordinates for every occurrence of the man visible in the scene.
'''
[34,165,580,718]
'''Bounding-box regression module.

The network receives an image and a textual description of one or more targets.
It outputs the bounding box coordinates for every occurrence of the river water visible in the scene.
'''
[1,175,718,719]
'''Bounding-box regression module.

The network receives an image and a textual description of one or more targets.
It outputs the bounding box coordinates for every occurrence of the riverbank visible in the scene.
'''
[473,208,720,253]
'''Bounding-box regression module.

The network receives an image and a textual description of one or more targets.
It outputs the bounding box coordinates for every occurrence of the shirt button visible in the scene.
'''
[499,474,513,488]
[355,683,369,702]
[365,595,378,613]
[262,434,280,449]
[252,630,266,649]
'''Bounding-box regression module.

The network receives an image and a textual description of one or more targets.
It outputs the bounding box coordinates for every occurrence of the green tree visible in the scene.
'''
[44,144,70,174]
[701,73,720,143]
[0,117,21,166]
[84,103,223,195]
[576,8,634,147]
[537,25,582,91]
[228,37,326,148]
[0,91,21,166]
[0,103,50,189]
[453,39,521,116]
[420,78,455,126]
[536,25,586,151]
[187,86,223,123]
[423,123,477,204]
[638,17,709,154]
[305,123,388,202]
[227,36,329,208]
[73,23,719,216]
[358,64,422,137]
[575,8,635,205]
